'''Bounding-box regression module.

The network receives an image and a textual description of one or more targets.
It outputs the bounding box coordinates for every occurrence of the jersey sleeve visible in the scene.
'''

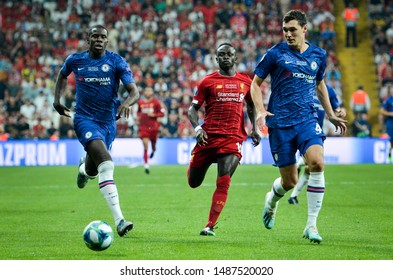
[241,74,253,103]
[192,78,208,107]
[327,85,340,110]
[154,99,165,117]
[117,55,135,86]
[60,54,75,77]
[316,49,327,81]
[254,47,276,80]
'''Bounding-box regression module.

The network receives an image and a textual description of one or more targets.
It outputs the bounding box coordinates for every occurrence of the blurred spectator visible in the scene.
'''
[116,117,134,138]
[0,81,7,101]
[385,22,393,45]
[0,124,10,141]
[33,90,48,112]
[380,82,393,104]
[16,115,31,139]
[342,2,359,48]
[49,130,60,140]
[351,113,372,137]
[32,117,47,139]
[177,114,193,139]
[319,17,336,50]
[190,63,207,84]
[4,113,19,139]
[47,122,58,139]
[161,112,179,138]
[0,0,340,141]
[350,85,371,115]
[368,0,384,19]
[58,117,74,139]
[5,96,21,116]
[19,98,36,126]
[203,47,219,72]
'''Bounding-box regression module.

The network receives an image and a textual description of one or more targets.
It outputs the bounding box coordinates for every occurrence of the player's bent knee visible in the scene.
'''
[188,179,201,188]
[97,161,115,181]
[307,160,324,172]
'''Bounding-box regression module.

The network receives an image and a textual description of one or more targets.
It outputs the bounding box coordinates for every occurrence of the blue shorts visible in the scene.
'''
[74,117,116,151]
[268,119,326,167]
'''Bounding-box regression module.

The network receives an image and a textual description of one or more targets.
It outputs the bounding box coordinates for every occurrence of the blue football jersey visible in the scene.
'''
[60,50,135,122]
[382,96,393,123]
[254,42,327,128]
[314,83,340,127]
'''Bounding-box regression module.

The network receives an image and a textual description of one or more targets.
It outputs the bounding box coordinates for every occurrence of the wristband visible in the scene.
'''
[195,125,202,133]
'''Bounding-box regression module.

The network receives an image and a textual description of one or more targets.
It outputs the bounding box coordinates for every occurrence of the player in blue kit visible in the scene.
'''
[380,89,393,163]
[288,83,346,205]
[250,10,347,243]
[53,25,140,237]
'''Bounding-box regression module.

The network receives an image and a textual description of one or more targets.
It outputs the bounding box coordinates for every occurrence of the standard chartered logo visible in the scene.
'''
[215,92,243,102]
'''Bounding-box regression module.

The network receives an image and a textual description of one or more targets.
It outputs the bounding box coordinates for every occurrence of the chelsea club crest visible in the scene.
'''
[101,64,110,72]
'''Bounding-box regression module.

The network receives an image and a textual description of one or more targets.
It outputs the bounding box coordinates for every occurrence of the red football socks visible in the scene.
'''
[206,175,230,227]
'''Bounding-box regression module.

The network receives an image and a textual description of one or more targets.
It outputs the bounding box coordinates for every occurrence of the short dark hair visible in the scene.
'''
[88,24,108,37]
[217,42,233,49]
[283,10,307,27]
[216,43,234,53]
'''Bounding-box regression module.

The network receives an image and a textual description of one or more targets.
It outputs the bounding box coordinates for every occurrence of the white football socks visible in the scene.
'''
[98,161,124,226]
[268,177,287,208]
[78,162,97,179]
[306,171,325,228]
[290,171,310,198]
[296,157,305,168]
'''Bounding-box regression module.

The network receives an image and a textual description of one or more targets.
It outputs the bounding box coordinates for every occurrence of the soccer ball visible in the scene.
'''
[82,220,114,251]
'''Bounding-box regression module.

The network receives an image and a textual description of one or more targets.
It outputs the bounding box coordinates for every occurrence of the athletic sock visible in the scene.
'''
[79,162,96,179]
[98,161,124,226]
[268,177,286,208]
[143,149,148,164]
[206,175,230,227]
[79,162,86,175]
[306,171,325,228]
[290,172,310,198]
[296,157,305,168]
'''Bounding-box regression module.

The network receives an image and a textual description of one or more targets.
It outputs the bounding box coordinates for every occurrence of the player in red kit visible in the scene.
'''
[187,43,261,236]
[136,87,165,174]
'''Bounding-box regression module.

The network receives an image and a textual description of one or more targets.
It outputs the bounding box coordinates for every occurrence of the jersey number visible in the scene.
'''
[315,123,322,134]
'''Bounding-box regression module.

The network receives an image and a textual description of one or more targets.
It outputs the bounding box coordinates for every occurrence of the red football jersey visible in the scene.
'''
[137,98,164,131]
[192,71,252,140]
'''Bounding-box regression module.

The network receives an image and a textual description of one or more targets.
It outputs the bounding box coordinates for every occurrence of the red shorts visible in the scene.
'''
[138,129,158,140]
[189,135,243,168]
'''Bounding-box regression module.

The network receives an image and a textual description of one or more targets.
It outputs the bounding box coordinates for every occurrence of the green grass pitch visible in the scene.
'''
[0,164,392,260]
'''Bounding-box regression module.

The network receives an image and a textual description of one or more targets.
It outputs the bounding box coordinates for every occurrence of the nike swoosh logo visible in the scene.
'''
[78,67,84,70]
[285,61,291,64]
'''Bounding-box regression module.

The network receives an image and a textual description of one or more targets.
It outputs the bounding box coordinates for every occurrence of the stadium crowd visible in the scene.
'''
[369,0,393,135]
[0,0,341,141]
